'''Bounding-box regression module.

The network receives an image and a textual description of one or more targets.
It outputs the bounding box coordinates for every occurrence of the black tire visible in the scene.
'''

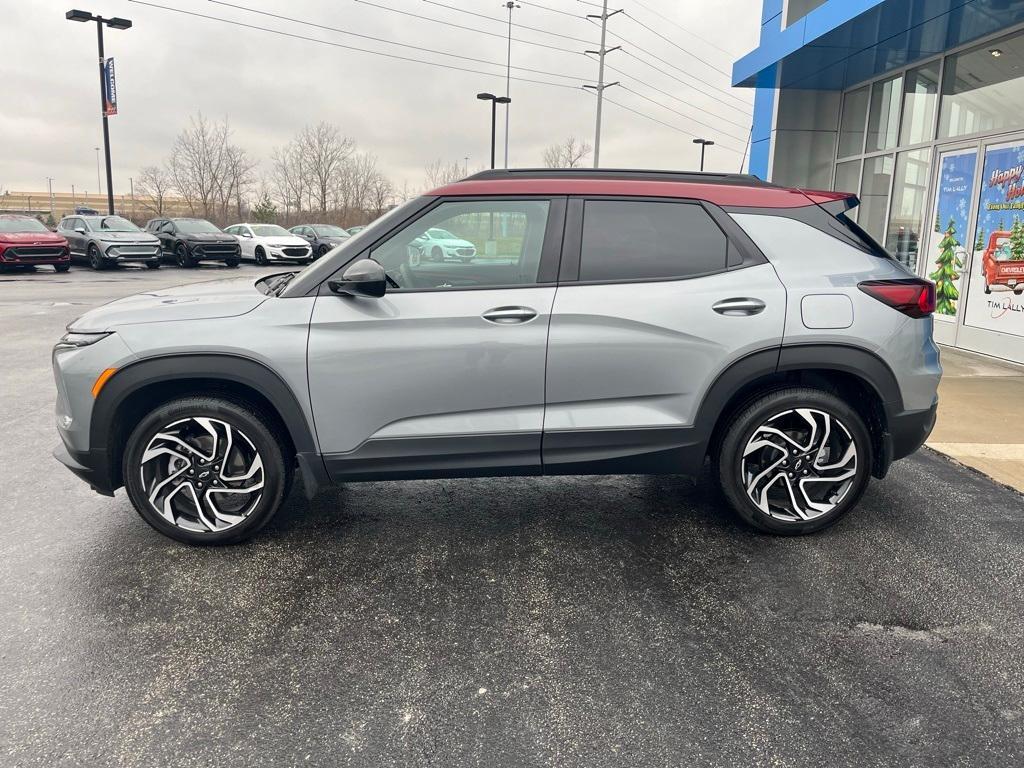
[54,264,71,273]
[985,282,992,294]
[1015,288,1023,296]
[146,260,161,269]
[225,258,240,268]
[175,243,195,268]
[255,247,268,266]
[122,396,292,545]
[714,387,872,535]
[430,246,443,262]
[317,244,328,259]
[88,244,107,270]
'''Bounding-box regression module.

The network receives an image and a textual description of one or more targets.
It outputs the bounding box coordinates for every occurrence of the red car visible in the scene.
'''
[0,214,71,272]
[982,230,1024,294]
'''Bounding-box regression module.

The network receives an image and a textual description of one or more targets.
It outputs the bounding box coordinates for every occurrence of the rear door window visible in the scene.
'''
[579,200,728,282]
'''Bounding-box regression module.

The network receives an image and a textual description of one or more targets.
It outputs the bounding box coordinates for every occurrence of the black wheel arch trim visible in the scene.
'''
[89,353,321,492]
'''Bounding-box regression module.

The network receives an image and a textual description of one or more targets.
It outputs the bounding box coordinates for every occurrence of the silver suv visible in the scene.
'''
[52,169,941,544]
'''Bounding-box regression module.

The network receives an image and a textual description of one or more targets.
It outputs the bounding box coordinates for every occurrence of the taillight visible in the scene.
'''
[858,279,935,318]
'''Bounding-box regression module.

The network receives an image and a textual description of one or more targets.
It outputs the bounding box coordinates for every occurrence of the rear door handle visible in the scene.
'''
[482,306,538,324]
[712,297,766,316]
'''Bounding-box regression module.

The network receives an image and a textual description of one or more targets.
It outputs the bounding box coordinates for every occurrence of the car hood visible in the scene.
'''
[94,231,160,243]
[264,237,309,248]
[0,231,66,245]
[68,276,268,332]
[438,238,475,248]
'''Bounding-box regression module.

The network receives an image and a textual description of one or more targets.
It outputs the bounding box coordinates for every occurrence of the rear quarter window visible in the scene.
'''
[579,200,728,282]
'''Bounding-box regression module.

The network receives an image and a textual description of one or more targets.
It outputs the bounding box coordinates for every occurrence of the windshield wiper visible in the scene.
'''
[268,272,297,296]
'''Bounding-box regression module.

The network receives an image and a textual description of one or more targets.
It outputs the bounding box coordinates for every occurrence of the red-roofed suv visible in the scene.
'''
[53,169,940,544]
[0,214,70,272]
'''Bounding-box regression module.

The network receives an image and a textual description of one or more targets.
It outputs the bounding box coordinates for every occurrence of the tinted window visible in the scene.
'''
[579,200,728,282]
[370,199,550,290]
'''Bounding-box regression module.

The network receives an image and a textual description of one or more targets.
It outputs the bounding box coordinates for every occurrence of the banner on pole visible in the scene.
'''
[103,58,117,116]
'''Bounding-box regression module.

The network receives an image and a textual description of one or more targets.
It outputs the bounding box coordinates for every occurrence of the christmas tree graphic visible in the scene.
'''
[975,226,985,251]
[929,217,962,316]
[1011,218,1024,261]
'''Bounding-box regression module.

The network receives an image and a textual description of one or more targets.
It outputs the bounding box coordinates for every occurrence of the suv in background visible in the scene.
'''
[224,223,311,265]
[0,214,71,272]
[289,224,350,260]
[52,169,940,544]
[144,217,241,268]
[57,214,160,270]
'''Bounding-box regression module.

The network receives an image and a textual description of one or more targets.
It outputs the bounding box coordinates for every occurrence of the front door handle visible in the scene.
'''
[712,297,766,316]
[482,306,538,324]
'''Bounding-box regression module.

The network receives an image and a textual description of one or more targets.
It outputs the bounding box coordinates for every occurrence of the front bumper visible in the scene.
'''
[102,244,161,262]
[190,244,241,262]
[0,247,70,265]
[53,442,115,496]
[268,247,312,262]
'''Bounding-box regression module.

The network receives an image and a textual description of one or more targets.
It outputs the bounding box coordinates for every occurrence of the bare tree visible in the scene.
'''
[368,171,394,217]
[543,137,592,168]
[423,159,464,190]
[135,164,173,215]
[296,123,354,214]
[169,114,236,219]
[270,141,307,222]
[221,144,258,221]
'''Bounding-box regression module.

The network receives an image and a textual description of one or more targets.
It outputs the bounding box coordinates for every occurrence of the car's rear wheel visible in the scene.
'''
[122,396,292,544]
[255,247,268,266]
[175,243,195,268]
[715,387,872,535]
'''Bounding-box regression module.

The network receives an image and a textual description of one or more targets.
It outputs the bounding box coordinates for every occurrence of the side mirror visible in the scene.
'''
[74,227,86,234]
[328,259,387,298]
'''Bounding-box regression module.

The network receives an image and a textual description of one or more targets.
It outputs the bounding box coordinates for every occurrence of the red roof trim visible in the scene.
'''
[427,178,831,208]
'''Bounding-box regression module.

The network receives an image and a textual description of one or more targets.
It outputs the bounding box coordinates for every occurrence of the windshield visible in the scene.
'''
[252,224,291,237]
[177,219,222,234]
[313,225,349,237]
[0,218,47,233]
[84,216,140,232]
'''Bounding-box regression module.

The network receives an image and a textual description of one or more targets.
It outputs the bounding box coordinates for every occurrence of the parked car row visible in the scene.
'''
[0,213,369,272]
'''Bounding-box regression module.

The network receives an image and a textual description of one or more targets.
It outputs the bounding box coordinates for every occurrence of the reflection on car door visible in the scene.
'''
[307,197,565,480]
[543,198,787,473]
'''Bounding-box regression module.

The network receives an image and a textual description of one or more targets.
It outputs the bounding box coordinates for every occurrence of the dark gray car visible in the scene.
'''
[289,224,350,260]
[57,215,161,270]
[145,217,241,268]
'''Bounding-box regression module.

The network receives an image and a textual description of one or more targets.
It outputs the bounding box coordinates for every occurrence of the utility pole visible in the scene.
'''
[129,175,135,220]
[46,177,55,219]
[503,1,519,169]
[94,147,102,198]
[583,1,621,168]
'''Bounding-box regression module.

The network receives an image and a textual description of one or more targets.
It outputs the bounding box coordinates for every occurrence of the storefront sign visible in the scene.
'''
[965,141,1024,336]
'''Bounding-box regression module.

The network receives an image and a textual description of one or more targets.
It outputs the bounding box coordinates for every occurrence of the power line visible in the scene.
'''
[619,47,751,110]
[592,91,744,155]
[352,0,586,56]
[618,84,747,143]
[519,0,587,20]
[622,11,730,77]
[422,0,598,45]
[630,0,739,58]
[209,0,587,81]
[129,1,583,88]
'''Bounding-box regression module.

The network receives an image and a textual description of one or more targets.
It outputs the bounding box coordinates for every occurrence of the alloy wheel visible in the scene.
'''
[740,408,858,522]
[139,417,265,534]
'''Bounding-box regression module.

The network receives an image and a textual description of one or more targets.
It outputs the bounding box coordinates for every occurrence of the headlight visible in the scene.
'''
[56,331,112,349]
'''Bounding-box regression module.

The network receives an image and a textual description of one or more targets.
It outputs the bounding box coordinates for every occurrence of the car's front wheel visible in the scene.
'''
[175,244,195,268]
[715,387,872,535]
[122,396,292,544]
[255,247,268,266]
[88,244,107,270]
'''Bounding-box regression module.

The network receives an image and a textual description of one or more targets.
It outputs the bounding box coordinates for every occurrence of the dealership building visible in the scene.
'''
[734,0,1024,363]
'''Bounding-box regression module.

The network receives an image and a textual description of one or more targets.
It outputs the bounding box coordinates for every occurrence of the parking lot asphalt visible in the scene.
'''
[2,265,1023,767]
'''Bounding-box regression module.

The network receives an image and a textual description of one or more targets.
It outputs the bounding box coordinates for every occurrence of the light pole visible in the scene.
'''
[46,177,55,220]
[502,1,519,168]
[94,147,101,196]
[477,93,511,170]
[693,138,714,172]
[66,9,132,215]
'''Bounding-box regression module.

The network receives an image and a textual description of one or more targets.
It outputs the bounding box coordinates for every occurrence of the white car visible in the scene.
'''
[412,228,477,263]
[224,223,312,265]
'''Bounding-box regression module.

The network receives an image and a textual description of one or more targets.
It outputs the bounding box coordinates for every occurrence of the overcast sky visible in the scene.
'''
[4,0,761,198]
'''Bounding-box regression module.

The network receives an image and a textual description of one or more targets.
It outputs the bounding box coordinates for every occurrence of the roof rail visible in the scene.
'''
[463,168,774,187]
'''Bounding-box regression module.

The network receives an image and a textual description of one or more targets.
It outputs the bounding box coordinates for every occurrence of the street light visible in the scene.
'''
[66,9,132,215]
[477,93,511,170]
[693,138,714,172]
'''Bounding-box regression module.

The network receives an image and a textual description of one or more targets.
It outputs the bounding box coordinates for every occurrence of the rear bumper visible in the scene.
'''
[53,442,115,496]
[875,399,938,478]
